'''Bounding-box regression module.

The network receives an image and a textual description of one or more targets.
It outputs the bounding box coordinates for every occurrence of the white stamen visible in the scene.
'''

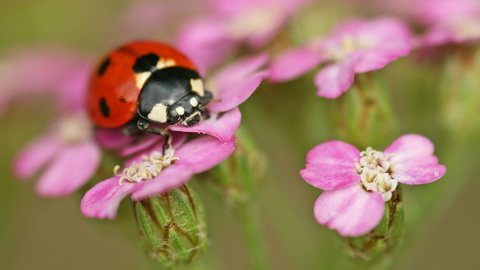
[116,150,179,185]
[355,147,397,202]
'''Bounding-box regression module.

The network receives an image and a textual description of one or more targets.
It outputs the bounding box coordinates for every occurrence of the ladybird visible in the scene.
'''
[87,41,214,135]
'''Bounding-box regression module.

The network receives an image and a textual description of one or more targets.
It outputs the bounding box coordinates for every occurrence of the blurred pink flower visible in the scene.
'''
[175,0,311,71]
[13,113,100,197]
[117,0,208,40]
[417,0,480,45]
[8,48,101,197]
[269,17,413,98]
[300,134,446,237]
[170,53,269,141]
[0,47,91,116]
[81,135,236,219]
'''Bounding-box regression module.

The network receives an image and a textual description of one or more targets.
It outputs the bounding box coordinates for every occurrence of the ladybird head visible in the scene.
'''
[137,66,206,127]
[166,93,203,125]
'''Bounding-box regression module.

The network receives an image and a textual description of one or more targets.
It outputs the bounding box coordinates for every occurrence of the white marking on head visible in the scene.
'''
[156,58,176,70]
[175,106,185,115]
[135,72,151,89]
[190,78,204,97]
[147,103,168,123]
[190,97,198,107]
[182,111,201,126]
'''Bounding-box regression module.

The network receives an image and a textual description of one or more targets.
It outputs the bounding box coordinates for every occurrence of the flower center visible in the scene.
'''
[57,113,93,144]
[453,18,480,40]
[227,7,281,39]
[354,147,397,202]
[319,34,376,62]
[116,149,179,185]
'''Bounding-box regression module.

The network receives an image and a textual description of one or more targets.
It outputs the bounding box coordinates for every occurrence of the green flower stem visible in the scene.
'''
[439,46,480,136]
[233,200,271,270]
[205,126,271,270]
[331,72,397,149]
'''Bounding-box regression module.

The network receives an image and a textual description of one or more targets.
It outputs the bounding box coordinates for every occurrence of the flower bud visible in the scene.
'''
[344,187,404,264]
[133,184,207,268]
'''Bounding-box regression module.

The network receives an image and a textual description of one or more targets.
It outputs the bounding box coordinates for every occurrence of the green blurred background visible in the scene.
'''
[1,0,480,269]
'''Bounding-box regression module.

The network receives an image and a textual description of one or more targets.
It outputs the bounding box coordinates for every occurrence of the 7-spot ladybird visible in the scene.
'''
[87,41,215,136]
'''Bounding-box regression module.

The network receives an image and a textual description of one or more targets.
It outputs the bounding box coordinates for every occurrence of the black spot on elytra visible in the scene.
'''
[133,53,159,73]
[97,57,110,76]
[99,98,110,117]
[118,97,127,103]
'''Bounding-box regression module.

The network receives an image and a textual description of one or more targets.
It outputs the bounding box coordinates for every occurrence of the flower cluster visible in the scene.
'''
[2,0,459,264]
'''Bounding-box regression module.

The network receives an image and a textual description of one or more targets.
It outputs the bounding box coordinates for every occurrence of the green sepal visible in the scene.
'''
[344,187,404,267]
[134,184,207,269]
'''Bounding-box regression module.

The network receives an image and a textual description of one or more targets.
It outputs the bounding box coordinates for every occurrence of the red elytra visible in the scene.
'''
[87,41,198,128]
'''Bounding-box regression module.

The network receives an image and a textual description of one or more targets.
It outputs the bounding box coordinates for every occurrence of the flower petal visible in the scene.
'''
[354,49,410,73]
[306,140,360,166]
[385,134,446,185]
[314,184,385,237]
[174,135,236,173]
[81,177,141,219]
[170,107,241,142]
[302,140,360,190]
[268,48,324,82]
[35,140,101,197]
[208,54,269,113]
[301,164,360,190]
[391,162,446,185]
[314,56,357,99]
[213,53,269,87]
[208,71,267,113]
[384,134,435,162]
[175,18,235,73]
[95,127,136,150]
[130,164,194,201]
[119,134,163,157]
[12,133,63,180]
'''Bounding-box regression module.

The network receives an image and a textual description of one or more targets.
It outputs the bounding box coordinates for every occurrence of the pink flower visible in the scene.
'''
[417,0,480,46]
[10,48,101,197]
[268,18,413,98]
[81,135,236,219]
[175,0,311,71]
[116,0,208,40]
[13,112,101,197]
[0,46,91,117]
[300,134,446,237]
[169,53,269,141]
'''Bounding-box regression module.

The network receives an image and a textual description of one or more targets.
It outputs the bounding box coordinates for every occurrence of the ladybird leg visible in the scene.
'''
[137,118,166,136]
[122,120,142,136]
[200,90,213,104]
[162,134,172,155]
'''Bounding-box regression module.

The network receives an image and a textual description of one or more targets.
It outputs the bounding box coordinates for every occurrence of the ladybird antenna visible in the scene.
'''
[200,98,222,111]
